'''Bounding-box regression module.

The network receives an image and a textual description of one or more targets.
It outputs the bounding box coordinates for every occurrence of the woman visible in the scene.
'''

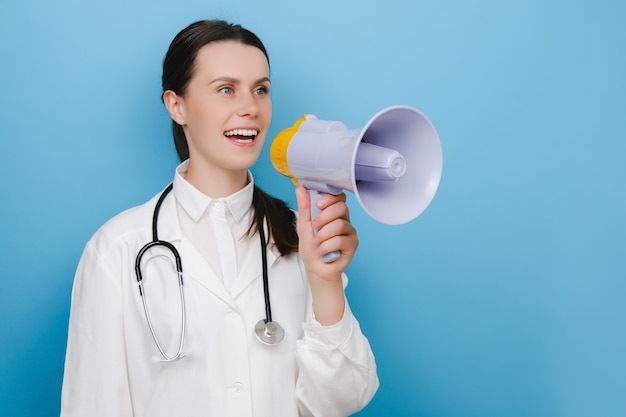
[61,19,378,417]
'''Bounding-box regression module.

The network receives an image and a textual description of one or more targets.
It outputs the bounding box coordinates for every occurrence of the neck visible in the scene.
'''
[184,161,249,198]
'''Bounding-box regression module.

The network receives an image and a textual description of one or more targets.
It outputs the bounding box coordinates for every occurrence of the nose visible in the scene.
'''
[237,91,259,118]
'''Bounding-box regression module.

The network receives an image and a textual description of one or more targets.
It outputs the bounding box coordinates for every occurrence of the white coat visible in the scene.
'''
[60,181,379,417]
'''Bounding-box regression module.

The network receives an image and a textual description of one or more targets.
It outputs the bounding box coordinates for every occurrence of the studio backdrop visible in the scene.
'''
[1,0,625,416]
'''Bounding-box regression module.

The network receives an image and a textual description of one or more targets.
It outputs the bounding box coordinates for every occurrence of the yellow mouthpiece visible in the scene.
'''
[270,115,307,187]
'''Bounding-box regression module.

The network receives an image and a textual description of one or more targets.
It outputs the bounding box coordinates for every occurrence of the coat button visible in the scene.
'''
[232,381,243,392]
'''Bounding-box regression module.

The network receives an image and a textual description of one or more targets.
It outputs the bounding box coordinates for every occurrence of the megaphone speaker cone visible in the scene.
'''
[352,106,442,225]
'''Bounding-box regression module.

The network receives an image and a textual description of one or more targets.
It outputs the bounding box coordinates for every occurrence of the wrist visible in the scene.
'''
[309,276,345,326]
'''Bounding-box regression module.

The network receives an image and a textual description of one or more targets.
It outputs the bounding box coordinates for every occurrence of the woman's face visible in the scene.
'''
[170,40,272,176]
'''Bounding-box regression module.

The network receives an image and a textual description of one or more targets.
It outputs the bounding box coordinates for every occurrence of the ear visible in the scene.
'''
[163,90,186,126]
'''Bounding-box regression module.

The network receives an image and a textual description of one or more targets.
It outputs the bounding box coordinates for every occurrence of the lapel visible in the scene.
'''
[230,220,280,299]
[144,186,285,306]
[146,186,237,309]
[179,238,236,308]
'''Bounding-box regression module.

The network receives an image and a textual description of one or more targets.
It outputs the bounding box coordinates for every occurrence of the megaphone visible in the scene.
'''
[270,105,442,262]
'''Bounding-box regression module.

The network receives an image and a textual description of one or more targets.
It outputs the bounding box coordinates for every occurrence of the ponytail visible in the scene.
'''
[172,121,189,161]
[249,186,299,257]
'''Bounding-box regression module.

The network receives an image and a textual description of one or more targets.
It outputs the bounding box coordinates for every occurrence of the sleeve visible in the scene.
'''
[294,288,379,417]
[60,241,133,417]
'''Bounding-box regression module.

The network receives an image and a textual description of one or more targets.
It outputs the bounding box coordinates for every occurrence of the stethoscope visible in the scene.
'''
[134,183,284,363]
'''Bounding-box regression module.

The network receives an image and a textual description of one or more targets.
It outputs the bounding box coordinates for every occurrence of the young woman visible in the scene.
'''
[61,19,378,417]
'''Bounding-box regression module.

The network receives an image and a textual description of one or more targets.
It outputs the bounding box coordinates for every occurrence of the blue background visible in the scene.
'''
[1,0,625,416]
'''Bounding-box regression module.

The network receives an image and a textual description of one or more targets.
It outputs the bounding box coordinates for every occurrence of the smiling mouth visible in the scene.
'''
[224,128,259,143]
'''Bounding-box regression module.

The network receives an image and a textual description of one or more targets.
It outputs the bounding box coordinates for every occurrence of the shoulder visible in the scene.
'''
[85,192,161,258]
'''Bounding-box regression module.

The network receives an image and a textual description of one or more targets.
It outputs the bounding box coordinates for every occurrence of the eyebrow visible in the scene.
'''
[209,76,271,85]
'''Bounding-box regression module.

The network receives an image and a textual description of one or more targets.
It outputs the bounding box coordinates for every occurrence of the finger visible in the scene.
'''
[314,200,351,232]
[317,219,359,265]
[316,217,355,246]
[315,192,347,210]
[319,232,358,260]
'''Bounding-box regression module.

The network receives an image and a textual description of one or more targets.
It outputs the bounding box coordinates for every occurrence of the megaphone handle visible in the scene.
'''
[308,189,341,263]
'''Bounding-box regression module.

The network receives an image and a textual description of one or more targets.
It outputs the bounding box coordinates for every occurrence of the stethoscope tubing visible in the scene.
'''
[258,222,272,323]
[135,182,284,362]
[136,253,186,362]
[135,183,186,362]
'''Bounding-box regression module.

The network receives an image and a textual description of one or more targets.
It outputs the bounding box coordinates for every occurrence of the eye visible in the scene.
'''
[218,86,234,95]
[254,85,269,95]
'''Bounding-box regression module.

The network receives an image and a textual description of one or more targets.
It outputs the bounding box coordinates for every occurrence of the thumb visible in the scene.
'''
[295,186,314,237]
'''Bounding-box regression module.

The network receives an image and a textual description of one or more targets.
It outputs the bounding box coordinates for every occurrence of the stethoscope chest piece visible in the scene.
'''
[255,319,285,345]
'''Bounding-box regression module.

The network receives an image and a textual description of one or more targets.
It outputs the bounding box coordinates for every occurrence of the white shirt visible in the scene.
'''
[174,163,256,292]
[60,162,379,417]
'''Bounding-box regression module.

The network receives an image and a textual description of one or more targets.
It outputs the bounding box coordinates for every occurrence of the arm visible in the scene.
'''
[60,241,133,417]
[295,296,379,417]
[294,186,355,325]
[294,187,379,416]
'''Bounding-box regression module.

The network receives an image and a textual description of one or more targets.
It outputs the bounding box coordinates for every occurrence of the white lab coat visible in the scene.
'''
[60,184,379,417]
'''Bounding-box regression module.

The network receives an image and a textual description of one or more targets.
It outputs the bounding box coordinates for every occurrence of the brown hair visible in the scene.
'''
[162,19,298,255]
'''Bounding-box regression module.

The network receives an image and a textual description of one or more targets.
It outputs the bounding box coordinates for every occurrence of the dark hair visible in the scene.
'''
[162,19,298,256]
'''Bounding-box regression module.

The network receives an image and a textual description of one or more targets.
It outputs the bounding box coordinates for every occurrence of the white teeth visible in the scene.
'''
[224,129,258,137]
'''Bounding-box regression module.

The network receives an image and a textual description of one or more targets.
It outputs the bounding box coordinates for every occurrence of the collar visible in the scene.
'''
[172,160,254,223]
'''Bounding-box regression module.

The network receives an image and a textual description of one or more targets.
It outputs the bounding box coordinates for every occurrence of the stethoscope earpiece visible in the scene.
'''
[255,319,285,345]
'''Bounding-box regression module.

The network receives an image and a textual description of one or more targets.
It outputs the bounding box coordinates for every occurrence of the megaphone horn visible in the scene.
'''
[271,105,443,262]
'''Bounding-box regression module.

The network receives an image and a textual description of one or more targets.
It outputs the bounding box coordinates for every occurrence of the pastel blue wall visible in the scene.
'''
[1,0,624,416]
